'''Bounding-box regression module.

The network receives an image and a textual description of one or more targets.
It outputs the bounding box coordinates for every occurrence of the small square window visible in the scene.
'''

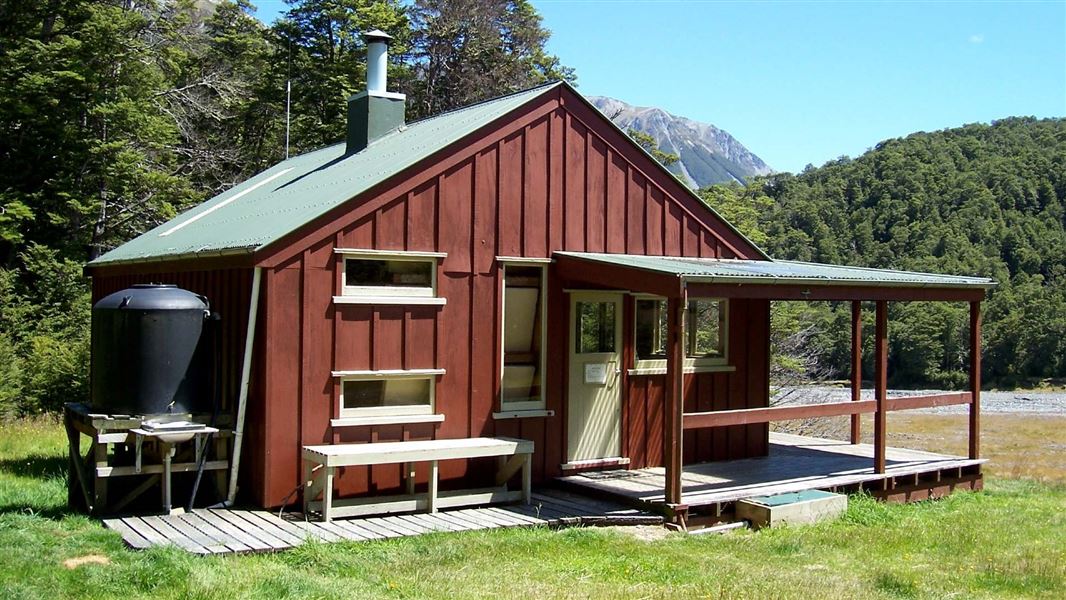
[634,298,728,364]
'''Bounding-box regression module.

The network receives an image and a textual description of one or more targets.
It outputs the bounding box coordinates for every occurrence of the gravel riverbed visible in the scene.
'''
[772,386,1066,415]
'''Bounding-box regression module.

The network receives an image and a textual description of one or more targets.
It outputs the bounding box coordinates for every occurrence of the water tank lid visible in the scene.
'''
[94,284,209,311]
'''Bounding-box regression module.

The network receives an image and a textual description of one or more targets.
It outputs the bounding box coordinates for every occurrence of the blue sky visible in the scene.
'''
[252,1,1065,173]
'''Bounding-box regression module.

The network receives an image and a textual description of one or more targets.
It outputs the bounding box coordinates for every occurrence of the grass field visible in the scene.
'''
[1,418,1064,599]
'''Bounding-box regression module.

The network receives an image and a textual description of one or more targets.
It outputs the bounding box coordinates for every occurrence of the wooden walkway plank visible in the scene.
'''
[481,506,544,526]
[194,510,274,552]
[249,511,331,543]
[430,511,487,531]
[286,519,345,542]
[449,508,516,528]
[138,515,211,554]
[399,513,463,533]
[353,518,404,539]
[329,519,381,540]
[178,512,252,553]
[364,516,422,537]
[208,509,292,550]
[226,511,307,546]
[102,518,154,550]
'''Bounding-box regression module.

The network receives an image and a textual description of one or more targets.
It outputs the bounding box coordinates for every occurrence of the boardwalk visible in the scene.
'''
[103,489,662,555]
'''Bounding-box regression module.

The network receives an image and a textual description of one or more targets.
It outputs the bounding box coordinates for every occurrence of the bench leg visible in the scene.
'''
[302,459,313,516]
[428,460,439,513]
[522,453,532,505]
[322,466,334,522]
[405,462,416,495]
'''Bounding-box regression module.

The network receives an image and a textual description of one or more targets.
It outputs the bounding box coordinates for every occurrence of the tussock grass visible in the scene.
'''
[1,418,1063,599]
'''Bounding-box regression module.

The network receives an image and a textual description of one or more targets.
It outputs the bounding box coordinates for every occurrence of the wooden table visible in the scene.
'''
[302,437,534,522]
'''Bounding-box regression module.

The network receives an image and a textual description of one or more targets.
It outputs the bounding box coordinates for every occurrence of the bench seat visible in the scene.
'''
[302,436,534,521]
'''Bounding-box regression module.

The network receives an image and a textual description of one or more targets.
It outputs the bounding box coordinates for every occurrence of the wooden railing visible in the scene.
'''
[682,392,972,430]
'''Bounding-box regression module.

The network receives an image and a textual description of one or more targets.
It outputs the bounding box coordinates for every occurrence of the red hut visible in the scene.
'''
[87,34,992,524]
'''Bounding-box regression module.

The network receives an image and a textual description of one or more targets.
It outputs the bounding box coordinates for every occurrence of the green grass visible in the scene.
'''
[1,418,1064,599]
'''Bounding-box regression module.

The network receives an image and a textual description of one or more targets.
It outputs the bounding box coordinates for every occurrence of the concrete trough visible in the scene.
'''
[736,489,847,529]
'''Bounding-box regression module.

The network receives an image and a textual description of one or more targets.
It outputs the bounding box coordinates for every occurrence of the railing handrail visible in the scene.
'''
[682,392,972,430]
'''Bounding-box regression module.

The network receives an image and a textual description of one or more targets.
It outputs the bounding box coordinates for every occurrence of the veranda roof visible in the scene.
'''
[553,252,994,301]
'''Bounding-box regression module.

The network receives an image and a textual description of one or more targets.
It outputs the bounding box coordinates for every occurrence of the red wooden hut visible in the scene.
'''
[87,35,992,523]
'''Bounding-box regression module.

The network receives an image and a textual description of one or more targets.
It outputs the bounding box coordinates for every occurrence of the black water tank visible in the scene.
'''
[91,284,213,416]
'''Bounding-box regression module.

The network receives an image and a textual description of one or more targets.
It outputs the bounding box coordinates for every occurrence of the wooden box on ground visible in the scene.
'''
[736,490,847,529]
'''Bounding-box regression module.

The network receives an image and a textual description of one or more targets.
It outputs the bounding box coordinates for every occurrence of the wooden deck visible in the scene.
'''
[103,489,663,554]
[559,432,985,514]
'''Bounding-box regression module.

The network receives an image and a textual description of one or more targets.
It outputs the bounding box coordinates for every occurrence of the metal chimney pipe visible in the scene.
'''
[365,30,393,93]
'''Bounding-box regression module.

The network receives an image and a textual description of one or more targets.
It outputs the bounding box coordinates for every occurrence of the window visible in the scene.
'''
[340,375,434,418]
[501,265,545,410]
[343,256,435,297]
[334,249,446,304]
[634,297,728,369]
[575,301,616,353]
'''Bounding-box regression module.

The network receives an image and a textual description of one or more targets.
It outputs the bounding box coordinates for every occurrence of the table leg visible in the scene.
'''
[428,460,439,513]
[162,443,175,513]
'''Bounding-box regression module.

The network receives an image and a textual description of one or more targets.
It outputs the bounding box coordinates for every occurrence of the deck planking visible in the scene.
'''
[559,432,986,509]
[104,489,662,555]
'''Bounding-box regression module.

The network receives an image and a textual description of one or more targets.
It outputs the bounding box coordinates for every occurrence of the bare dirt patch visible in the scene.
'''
[62,554,110,569]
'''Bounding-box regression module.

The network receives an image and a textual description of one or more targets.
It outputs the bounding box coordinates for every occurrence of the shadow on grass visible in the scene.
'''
[0,454,67,480]
[0,454,79,520]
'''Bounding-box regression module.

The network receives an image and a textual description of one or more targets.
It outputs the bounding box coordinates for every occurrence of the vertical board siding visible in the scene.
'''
[621,299,771,469]
[92,90,770,507]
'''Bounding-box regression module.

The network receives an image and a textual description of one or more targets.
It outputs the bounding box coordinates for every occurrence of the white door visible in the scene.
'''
[567,292,623,463]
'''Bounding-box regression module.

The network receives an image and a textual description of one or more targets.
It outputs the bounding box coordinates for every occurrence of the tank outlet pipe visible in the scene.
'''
[219,266,262,507]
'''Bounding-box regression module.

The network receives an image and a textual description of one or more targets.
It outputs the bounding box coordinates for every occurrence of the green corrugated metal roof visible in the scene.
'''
[555,252,995,289]
[89,83,563,266]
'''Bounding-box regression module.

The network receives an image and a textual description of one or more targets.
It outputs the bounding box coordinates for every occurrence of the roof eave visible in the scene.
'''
[681,274,996,290]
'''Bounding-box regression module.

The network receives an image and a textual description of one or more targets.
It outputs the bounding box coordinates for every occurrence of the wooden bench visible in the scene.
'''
[302,437,534,522]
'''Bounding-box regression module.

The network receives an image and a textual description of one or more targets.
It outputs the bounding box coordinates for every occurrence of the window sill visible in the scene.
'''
[330,414,445,428]
[492,409,555,420]
[627,365,736,376]
[333,296,446,306]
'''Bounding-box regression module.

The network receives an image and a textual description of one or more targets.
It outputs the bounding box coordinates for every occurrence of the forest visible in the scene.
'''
[1,0,1062,417]
[701,116,1066,389]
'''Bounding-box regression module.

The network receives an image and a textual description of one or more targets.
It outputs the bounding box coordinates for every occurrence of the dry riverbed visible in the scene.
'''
[771,386,1066,483]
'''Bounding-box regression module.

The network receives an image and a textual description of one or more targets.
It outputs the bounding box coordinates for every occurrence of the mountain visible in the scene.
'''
[588,96,772,188]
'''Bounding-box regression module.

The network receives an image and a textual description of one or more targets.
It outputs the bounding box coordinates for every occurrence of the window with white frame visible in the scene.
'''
[340,252,439,298]
[500,264,546,410]
[634,297,728,368]
[340,375,435,418]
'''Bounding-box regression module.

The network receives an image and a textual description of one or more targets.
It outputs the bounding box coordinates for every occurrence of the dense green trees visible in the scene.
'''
[701,117,1066,388]
[0,0,571,415]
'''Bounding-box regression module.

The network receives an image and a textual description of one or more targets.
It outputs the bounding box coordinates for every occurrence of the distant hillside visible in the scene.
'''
[710,117,1066,387]
[589,96,772,187]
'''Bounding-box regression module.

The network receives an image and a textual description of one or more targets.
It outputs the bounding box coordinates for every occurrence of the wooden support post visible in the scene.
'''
[302,459,313,515]
[664,292,685,506]
[969,301,981,460]
[874,300,888,474]
[850,301,862,444]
